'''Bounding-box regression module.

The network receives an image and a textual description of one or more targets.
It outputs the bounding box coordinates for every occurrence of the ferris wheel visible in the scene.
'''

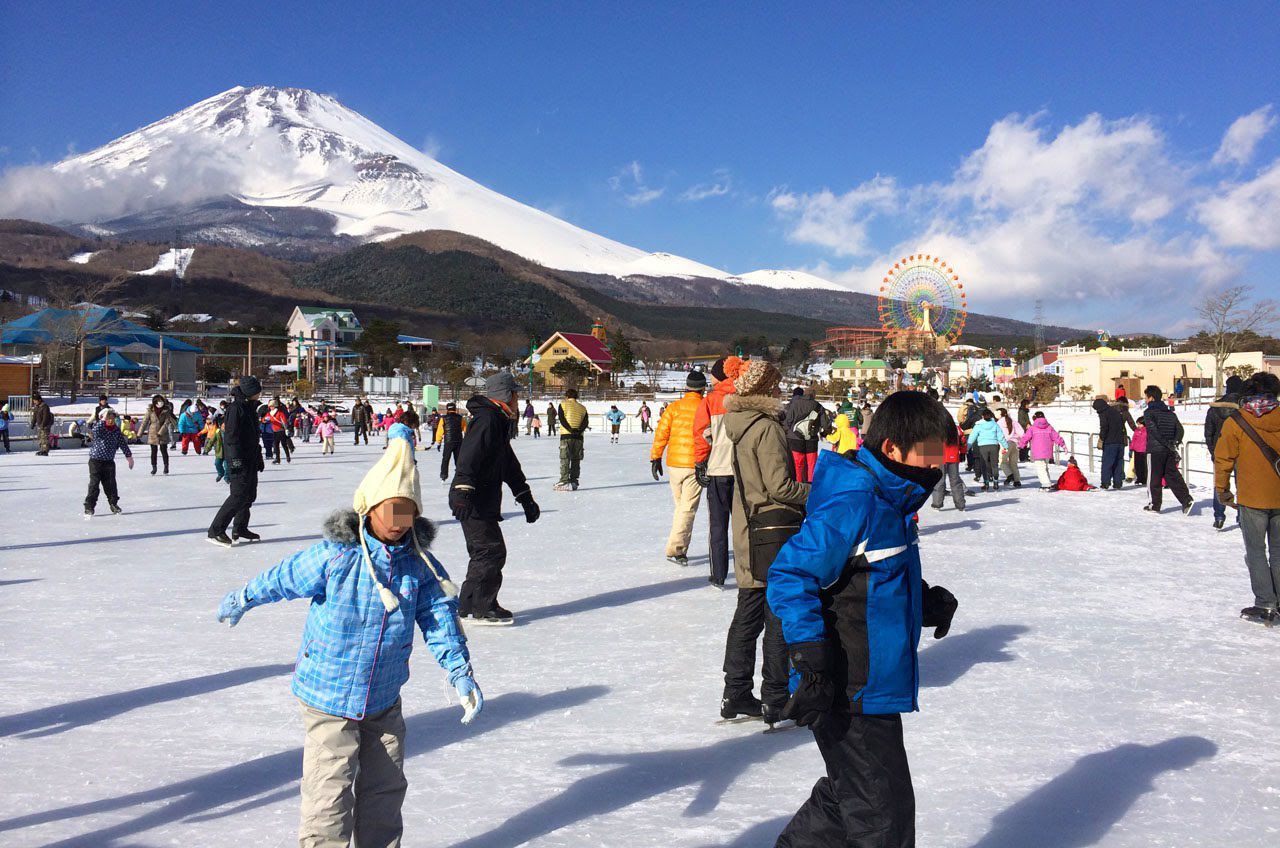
[877,254,967,343]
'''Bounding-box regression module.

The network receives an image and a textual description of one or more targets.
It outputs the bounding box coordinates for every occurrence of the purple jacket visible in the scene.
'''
[1018,418,1065,460]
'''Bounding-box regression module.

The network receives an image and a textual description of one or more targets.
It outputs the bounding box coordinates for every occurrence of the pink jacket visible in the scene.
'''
[1129,426,1148,453]
[316,420,340,438]
[1017,418,1065,460]
[998,417,1024,444]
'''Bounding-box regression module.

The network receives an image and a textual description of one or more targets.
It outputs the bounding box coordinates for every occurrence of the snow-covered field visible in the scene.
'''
[1,432,1277,847]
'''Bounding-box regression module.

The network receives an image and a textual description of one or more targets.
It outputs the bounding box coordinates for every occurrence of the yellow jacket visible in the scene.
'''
[827,413,860,454]
[651,391,703,468]
[558,398,589,435]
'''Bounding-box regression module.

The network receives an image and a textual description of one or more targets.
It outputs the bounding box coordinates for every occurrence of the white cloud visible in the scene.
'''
[421,134,445,160]
[1212,105,1276,166]
[608,161,664,207]
[769,175,899,256]
[765,111,1275,330]
[680,169,733,202]
[1198,158,1280,249]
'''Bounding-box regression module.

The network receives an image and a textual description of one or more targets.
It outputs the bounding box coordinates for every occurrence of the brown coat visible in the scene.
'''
[1214,407,1280,510]
[139,404,177,446]
[723,394,810,589]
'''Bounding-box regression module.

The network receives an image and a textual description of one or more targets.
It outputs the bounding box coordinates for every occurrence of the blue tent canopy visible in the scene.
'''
[84,351,158,373]
[0,307,201,352]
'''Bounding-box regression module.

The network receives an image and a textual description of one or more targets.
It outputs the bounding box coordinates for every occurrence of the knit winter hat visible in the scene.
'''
[734,359,782,397]
[352,427,423,517]
[686,369,707,391]
[484,370,521,398]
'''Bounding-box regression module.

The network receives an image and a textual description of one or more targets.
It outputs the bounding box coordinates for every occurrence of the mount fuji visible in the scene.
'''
[31,85,837,290]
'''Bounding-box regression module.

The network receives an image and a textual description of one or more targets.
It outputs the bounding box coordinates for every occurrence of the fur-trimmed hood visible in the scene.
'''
[323,508,437,550]
[723,394,785,442]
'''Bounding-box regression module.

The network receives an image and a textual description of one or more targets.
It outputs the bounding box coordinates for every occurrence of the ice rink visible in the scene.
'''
[1,429,1277,847]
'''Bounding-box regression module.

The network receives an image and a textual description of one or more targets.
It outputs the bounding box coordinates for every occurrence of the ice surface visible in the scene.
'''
[1,428,1276,846]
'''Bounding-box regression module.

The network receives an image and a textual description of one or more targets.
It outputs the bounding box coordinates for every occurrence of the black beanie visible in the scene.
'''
[792,386,804,397]
[710,356,728,382]
[686,369,707,391]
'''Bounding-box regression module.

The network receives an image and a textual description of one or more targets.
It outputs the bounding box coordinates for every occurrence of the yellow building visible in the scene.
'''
[830,359,889,383]
[1058,345,1199,397]
[530,322,614,388]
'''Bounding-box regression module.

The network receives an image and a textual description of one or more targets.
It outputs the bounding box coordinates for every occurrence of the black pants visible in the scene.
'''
[776,712,915,848]
[1148,450,1191,511]
[85,459,119,510]
[150,443,169,472]
[1,428,9,451]
[209,468,258,536]
[459,517,507,615]
[1133,451,1148,485]
[723,588,788,707]
[272,434,292,463]
[354,423,369,445]
[707,475,734,584]
[440,441,461,480]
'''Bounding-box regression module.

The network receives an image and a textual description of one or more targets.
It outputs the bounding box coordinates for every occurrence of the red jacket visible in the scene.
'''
[944,423,965,464]
[266,409,288,433]
[1054,464,1095,491]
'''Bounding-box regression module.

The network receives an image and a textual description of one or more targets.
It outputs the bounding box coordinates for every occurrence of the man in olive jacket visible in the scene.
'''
[720,360,809,724]
[29,392,54,455]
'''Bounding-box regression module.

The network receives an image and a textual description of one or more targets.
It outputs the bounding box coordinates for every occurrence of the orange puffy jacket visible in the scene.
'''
[651,391,703,468]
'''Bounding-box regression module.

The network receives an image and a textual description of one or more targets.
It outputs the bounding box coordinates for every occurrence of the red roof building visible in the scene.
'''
[531,323,614,387]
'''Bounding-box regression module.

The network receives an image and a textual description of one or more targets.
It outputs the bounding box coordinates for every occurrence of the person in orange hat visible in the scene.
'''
[692,355,746,587]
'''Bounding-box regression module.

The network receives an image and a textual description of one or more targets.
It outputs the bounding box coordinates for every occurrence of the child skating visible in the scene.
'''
[605,405,625,444]
[317,412,340,455]
[204,416,228,483]
[84,409,134,517]
[215,425,482,847]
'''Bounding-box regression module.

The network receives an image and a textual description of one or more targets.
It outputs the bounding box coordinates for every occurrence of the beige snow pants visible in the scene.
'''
[1033,459,1053,488]
[299,699,406,848]
[666,465,704,557]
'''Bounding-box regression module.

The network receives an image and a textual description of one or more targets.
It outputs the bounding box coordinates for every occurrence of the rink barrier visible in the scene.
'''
[1056,430,1213,479]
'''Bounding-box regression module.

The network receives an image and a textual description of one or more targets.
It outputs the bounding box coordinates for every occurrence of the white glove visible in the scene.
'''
[455,677,483,725]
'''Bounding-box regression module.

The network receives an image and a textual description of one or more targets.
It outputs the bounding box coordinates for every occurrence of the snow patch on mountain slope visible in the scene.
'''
[136,247,195,278]
[67,251,98,264]
[733,269,842,291]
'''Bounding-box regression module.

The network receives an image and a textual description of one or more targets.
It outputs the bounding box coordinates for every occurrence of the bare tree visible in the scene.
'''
[43,276,124,401]
[1196,285,1279,394]
[635,343,667,391]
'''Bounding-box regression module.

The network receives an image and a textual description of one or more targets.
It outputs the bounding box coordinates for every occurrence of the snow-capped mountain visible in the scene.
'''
[46,85,838,289]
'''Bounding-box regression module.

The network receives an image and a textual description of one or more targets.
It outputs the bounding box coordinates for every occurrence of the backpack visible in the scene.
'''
[794,410,819,440]
[816,405,834,438]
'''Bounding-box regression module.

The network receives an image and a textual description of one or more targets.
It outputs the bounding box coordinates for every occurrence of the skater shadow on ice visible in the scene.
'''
[519,575,709,625]
[436,510,558,527]
[918,519,982,536]
[0,664,294,739]
[0,524,279,553]
[0,578,41,587]
[919,625,1029,688]
[450,729,807,847]
[967,736,1217,848]
[958,498,1017,512]
[574,480,665,492]
[0,686,609,848]
[125,500,285,516]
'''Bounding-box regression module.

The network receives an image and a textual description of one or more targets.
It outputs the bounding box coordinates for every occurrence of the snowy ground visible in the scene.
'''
[1,431,1277,847]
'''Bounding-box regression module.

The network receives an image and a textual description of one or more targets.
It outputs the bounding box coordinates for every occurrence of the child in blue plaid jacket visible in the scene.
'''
[217,425,481,846]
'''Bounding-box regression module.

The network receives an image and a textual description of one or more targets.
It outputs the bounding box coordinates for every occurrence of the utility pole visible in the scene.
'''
[1033,299,1046,355]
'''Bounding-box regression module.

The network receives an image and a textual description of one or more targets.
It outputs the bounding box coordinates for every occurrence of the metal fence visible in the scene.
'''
[1056,429,1213,478]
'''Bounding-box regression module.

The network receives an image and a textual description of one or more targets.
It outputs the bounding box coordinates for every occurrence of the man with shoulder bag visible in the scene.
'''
[1213,372,1280,626]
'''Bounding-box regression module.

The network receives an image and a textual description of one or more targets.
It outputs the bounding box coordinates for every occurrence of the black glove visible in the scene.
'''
[256,453,266,473]
[651,458,663,481]
[516,491,540,524]
[780,642,835,728]
[694,462,710,488]
[449,486,475,522]
[922,581,958,639]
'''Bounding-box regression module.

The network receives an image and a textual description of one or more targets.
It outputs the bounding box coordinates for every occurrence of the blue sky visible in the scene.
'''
[2,1,1278,331]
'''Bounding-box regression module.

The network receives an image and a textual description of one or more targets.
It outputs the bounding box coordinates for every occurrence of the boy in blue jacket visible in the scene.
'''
[768,391,958,848]
[216,425,482,847]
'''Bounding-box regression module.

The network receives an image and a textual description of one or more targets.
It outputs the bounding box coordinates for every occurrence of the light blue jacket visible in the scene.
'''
[243,510,470,719]
[605,409,625,425]
[967,418,1009,449]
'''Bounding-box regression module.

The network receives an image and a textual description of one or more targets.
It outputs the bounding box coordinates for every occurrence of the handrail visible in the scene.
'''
[1055,429,1213,478]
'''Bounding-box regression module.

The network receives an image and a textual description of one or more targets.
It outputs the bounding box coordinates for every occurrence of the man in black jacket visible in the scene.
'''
[1092,396,1129,490]
[352,395,371,445]
[1142,385,1194,515]
[437,401,466,481]
[1205,375,1246,529]
[448,371,541,625]
[208,376,265,547]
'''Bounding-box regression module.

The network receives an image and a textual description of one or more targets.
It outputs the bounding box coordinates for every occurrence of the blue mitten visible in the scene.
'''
[216,588,254,627]
[454,674,484,725]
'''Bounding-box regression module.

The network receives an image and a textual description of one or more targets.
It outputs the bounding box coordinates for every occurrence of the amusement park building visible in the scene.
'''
[830,359,889,383]
[1057,345,1199,398]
